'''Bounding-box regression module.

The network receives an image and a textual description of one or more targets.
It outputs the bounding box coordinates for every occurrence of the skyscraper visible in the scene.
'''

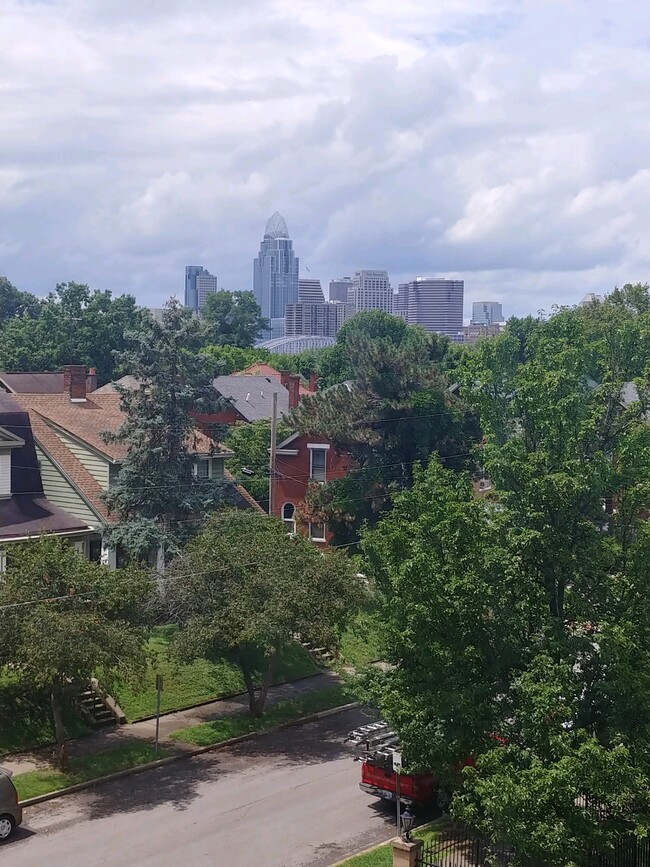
[329,277,353,303]
[284,300,354,338]
[347,270,392,313]
[253,211,299,338]
[185,266,218,313]
[298,278,325,304]
[471,301,504,325]
[397,277,464,339]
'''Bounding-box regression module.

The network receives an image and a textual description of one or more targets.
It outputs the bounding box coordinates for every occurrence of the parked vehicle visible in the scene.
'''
[0,768,22,842]
[347,721,458,811]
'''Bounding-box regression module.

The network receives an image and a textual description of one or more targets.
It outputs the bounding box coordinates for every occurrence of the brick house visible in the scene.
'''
[272,431,350,546]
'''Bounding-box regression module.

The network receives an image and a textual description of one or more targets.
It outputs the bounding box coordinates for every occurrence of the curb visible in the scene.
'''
[327,836,394,866]
[20,701,360,808]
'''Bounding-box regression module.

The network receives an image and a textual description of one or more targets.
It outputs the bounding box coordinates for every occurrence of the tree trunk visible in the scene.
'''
[50,683,67,771]
[251,654,277,718]
[237,650,278,718]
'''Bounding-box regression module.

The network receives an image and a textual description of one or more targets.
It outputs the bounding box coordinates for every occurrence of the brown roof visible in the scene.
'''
[10,393,229,461]
[0,495,93,541]
[0,372,64,394]
[223,469,265,513]
[236,364,313,396]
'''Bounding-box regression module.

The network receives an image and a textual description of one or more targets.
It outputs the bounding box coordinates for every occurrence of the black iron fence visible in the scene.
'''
[416,824,650,867]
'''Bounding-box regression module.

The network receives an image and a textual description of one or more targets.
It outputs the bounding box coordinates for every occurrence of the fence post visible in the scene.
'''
[391,837,423,867]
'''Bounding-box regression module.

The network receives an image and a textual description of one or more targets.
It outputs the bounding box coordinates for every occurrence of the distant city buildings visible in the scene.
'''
[329,277,353,303]
[471,301,504,325]
[257,335,336,354]
[462,323,503,344]
[396,277,464,339]
[285,300,354,338]
[298,279,325,304]
[348,270,392,313]
[184,266,218,313]
[253,211,299,339]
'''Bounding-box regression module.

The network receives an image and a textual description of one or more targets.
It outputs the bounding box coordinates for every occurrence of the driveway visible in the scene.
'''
[4,708,396,867]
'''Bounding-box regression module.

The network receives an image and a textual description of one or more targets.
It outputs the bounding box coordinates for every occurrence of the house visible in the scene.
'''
[0,369,98,394]
[272,431,350,546]
[0,392,95,570]
[236,363,317,397]
[9,365,261,566]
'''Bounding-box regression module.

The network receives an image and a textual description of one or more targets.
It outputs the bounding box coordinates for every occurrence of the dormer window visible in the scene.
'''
[0,426,25,499]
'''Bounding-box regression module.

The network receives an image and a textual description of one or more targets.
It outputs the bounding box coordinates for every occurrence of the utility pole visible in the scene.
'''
[268,390,278,516]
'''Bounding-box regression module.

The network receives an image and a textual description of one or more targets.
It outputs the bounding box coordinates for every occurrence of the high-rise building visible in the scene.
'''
[185,266,218,313]
[471,301,504,325]
[397,277,464,339]
[329,277,353,303]
[284,301,354,338]
[253,211,299,338]
[462,323,503,344]
[347,270,392,313]
[298,279,325,304]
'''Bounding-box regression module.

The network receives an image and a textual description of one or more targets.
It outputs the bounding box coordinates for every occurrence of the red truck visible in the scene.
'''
[347,721,455,810]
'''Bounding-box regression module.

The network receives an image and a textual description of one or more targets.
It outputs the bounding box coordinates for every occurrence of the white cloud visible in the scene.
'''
[1,0,650,316]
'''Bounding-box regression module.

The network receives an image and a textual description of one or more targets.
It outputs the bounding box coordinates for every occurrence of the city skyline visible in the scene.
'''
[3,2,650,319]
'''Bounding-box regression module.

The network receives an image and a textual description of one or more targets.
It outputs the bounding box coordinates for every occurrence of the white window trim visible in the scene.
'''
[309,522,326,542]
[306,443,330,450]
[194,457,213,480]
[282,502,296,534]
[0,550,6,572]
[309,447,328,482]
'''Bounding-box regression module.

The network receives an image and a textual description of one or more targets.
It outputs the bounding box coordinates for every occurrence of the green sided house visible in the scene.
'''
[3,365,260,568]
[0,391,95,570]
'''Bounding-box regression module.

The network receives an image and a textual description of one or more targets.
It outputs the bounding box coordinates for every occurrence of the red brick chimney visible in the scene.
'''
[280,370,292,391]
[288,374,301,409]
[63,365,87,402]
[86,367,97,393]
[309,371,318,393]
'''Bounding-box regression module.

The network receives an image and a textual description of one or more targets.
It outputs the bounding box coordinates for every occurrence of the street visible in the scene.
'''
[2,709,396,867]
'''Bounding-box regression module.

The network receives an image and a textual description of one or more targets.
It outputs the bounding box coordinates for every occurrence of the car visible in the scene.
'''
[0,768,22,842]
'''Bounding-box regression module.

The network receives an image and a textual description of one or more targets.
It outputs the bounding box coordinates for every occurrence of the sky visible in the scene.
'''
[2,0,650,319]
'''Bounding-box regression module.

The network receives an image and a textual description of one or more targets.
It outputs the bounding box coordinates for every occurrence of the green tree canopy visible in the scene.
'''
[0,276,41,323]
[0,281,146,383]
[166,509,362,716]
[224,418,292,509]
[0,537,151,768]
[291,318,477,545]
[102,301,228,562]
[200,289,268,348]
[362,308,650,864]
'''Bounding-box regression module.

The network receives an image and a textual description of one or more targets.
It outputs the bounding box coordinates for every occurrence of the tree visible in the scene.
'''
[0,281,146,383]
[224,418,292,509]
[201,344,271,374]
[200,290,268,348]
[292,320,478,545]
[102,300,228,562]
[0,536,151,769]
[166,510,362,716]
[361,313,650,863]
[0,276,41,323]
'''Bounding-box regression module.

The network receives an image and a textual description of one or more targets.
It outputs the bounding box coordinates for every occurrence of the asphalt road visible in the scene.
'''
[3,708,397,867]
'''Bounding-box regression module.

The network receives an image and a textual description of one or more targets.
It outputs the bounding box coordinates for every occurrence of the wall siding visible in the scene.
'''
[53,430,110,489]
[36,446,100,527]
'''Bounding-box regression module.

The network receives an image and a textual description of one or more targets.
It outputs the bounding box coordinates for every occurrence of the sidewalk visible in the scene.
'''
[1,670,340,777]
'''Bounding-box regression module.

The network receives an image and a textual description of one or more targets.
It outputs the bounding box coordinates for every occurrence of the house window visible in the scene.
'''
[0,550,6,573]
[309,522,326,542]
[282,503,296,533]
[196,459,211,480]
[0,452,10,499]
[309,447,327,483]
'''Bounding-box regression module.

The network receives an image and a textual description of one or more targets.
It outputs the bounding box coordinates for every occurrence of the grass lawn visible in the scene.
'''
[113,626,319,722]
[12,742,166,800]
[335,823,441,866]
[169,683,353,747]
[339,608,385,668]
[0,670,89,756]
